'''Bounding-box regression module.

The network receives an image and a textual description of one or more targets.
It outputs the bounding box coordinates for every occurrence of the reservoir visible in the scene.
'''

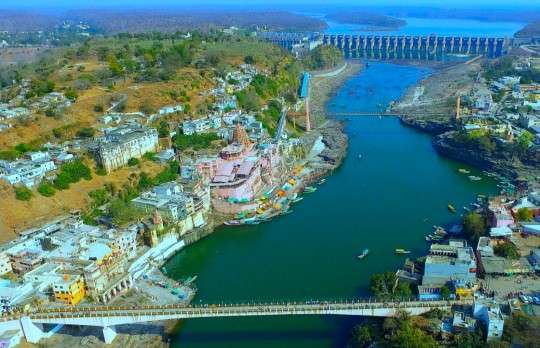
[166,62,499,347]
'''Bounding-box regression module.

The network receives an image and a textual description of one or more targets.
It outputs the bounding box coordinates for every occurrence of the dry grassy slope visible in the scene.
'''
[0,61,212,148]
[0,160,164,243]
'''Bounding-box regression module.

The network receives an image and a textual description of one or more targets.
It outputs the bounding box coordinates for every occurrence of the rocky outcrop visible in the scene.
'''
[318,120,348,167]
[400,115,455,135]
[432,132,538,180]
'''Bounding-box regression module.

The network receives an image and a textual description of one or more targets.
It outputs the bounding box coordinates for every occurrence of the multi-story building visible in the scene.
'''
[474,300,505,341]
[96,125,158,173]
[53,274,86,305]
[419,240,477,300]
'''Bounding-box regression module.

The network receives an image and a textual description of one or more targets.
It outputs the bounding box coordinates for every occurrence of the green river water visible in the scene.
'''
[165,62,499,347]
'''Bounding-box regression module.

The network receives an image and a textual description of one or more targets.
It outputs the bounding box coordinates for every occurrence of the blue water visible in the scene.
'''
[318,15,525,37]
[167,62,499,348]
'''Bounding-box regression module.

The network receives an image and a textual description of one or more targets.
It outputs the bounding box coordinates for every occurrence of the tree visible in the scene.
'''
[349,325,373,348]
[503,312,540,347]
[463,212,486,243]
[76,127,95,138]
[390,319,438,348]
[516,207,533,221]
[244,55,255,65]
[494,242,520,260]
[127,158,140,166]
[440,285,451,300]
[15,186,32,201]
[158,120,170,138]
[303,45,344,70]
[370,271,413,300]
[517,131,534,153]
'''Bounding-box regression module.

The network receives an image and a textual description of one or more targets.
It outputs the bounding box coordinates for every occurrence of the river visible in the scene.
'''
[165,62,499,347]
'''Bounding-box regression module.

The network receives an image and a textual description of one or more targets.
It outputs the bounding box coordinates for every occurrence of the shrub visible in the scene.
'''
[15,186,33,201]
[76,127,95,138]
[127,158,140,166]
[37,183,56,197]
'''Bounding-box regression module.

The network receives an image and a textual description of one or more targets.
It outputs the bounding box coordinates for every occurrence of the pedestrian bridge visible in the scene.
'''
[1,298,472,344]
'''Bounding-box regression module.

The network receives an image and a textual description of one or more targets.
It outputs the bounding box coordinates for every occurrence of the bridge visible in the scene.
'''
[1,298,472,344]
[259,32,508,59]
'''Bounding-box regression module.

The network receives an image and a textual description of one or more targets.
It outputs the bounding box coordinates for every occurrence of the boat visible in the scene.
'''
[357,249,370,259]
[224,220,242,226]
[281,209,293,216]
[395,249,411,255]
[358,154,362,160]
[318,178,326,185]
[292,197,304,203]
[468,175,482,181]
[458,168,471,174]
[447,204,456,213]
[304,186,317,193]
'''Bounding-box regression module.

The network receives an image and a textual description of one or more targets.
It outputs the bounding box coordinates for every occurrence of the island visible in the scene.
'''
[325,11,407,30]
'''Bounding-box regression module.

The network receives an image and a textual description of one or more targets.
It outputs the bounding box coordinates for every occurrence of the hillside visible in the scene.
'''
[515,21,540,38]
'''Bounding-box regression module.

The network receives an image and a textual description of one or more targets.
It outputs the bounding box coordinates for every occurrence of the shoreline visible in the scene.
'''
[160,61,362,344]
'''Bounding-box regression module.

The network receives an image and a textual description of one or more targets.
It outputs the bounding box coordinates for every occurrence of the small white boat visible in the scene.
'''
[468,176,482,181]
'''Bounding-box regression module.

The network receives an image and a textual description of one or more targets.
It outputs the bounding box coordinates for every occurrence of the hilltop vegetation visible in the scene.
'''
[326,11,406,29]
[0,9,327,34]
[303,45,344,71]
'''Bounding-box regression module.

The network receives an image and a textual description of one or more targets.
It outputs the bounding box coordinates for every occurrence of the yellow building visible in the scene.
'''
[53,274,86,305]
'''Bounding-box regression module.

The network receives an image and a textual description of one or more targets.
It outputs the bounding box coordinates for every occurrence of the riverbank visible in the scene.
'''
[391,59,540,183]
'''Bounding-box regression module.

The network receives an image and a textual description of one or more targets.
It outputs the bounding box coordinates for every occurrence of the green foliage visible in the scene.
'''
[93,104,104,112]
[64,89,78,101]
[517,207,533,221]
[349,325,373,348]
[0,150,19,161]
[503,311,540,347]
[153,161,179,185]
[463,212,486,243]
[127,158,140,166]
[517,131,534,152]
[456,129,497,154]
[440,285,451,300]
[108,199,144,226]
[15,186,33,201]
[76,127,95,138]
[143,152,157,161]
[53,160,92,190]
[95,166,107,176]
[137,172,154,191]
[37,182,56,197]
[26,79,55,98]
[370,271,413,300]
[390,318,438,348]
[494,242,520,260]
[88,188,109,207]
[303,45,344,71]
[503,311,540,348]
[158,120,170,138]
[235,88,262,112]
[173,133,220,150]
[250,74,279,98]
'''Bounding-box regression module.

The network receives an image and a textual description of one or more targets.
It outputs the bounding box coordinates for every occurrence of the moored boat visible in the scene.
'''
[395,248,411,254]
[458,168,471,174]
[304,186,317,193]
[357,249,369,259]
[447,204,456,213]
[468,175,482,181]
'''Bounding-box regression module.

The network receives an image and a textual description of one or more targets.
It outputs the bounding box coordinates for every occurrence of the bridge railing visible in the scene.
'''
[1,297,473,321]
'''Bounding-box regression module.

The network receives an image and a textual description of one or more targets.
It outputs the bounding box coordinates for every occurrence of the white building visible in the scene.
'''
[473,300,504,341]
[97,125,159,173]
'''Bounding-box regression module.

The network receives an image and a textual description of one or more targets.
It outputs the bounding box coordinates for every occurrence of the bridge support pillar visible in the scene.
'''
[20,316,45,344]
[103,326,117,344]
